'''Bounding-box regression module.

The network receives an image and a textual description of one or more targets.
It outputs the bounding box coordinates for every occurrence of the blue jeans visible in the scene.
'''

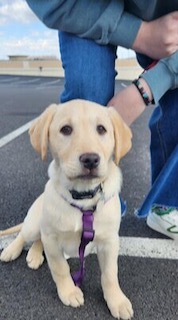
[58,32,178,216]
[59,32,117,105]
[138,90,178,216]
[136,54,178,216]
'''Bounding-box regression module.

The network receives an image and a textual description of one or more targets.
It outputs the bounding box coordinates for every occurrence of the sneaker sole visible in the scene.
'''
[147,214,178,240]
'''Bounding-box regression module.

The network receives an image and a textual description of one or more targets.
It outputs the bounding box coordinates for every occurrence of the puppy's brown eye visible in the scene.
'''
[60,125,73,135]
[97,125,107,135]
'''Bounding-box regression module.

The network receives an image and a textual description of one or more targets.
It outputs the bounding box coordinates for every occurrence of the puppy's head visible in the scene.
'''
[29,100,132,182]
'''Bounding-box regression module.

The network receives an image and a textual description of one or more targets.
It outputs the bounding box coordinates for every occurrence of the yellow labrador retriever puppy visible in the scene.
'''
[0,100,133,319]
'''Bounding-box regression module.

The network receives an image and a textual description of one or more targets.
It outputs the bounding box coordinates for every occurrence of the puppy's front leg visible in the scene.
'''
[97,237,133,320]
[41,233,84,308]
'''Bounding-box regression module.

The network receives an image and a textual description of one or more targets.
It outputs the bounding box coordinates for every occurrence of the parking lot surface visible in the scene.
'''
[0,75,178,320]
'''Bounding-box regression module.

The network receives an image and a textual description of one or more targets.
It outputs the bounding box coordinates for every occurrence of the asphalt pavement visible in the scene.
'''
[0,75,178,320]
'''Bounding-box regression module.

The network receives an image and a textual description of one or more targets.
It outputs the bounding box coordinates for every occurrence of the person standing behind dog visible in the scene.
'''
[26,0,178,240]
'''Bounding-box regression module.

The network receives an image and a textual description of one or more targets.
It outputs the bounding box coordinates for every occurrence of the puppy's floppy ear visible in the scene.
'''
[108,107,132,165]
[29,104,57,160]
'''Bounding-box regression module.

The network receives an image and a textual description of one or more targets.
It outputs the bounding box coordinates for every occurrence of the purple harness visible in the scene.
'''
[63,184,113,287]
[67,186,102,287]
[72,208,95,287]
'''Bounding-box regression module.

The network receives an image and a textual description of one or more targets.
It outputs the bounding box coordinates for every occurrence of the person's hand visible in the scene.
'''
[133,11,178,60]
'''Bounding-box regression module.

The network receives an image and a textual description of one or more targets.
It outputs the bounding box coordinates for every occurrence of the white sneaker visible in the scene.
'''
[147,205,178,240]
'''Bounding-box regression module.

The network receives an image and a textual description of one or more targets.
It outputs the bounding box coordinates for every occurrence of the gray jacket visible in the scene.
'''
[26,0,178,103]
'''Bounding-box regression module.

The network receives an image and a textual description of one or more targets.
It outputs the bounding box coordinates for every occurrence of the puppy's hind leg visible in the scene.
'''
[0,233,25,262]
[26,239,44,269]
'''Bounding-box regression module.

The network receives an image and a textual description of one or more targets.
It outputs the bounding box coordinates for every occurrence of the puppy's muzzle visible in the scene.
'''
[79,153,100,170]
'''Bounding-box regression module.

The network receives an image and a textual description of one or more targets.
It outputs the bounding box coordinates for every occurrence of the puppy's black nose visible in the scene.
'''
[79,153,100,169]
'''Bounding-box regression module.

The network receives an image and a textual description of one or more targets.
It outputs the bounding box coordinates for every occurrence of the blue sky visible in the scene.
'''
[0,0,134,60]
[0,0,59,60]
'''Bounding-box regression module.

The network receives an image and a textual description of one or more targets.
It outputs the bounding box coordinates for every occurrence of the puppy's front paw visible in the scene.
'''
[26,249,44,269]
[0,244,22,262]
[26,240,44,269]
[60,286,84,308]
[107,293,133,320]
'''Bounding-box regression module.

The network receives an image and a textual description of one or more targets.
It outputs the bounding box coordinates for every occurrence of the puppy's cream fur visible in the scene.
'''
[0,100,133,319]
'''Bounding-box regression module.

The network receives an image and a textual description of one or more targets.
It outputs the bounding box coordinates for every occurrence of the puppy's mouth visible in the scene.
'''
[77,168,99,180]
[77,168,100,180]
[64,152,104,181]
[66,173,99,182]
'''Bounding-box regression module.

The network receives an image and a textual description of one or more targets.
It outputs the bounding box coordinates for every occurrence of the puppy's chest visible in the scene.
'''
[52,205,109,236]
[43,192,120,258]
[59,211,110,258]
[59,204,118,245]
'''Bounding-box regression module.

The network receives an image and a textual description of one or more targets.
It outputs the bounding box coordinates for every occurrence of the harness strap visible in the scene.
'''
[72,209,95,287]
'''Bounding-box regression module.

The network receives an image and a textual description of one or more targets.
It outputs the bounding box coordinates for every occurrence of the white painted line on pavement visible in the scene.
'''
[44,79,61,85]
[0,235,178,260]
[36,78,61,89]
[119,237,178,260]
[121,82,127,88]
[14,78,40,85]
[0,234,18,250]
[0,77,20,83]
[0,119,35,148]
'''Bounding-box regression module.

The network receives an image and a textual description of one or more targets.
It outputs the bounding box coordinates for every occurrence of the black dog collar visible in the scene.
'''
[69,184,102,200]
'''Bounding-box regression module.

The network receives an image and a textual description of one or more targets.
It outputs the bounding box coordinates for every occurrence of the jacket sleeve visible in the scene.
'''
[141,51,178,104]
[26,0,142,48]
